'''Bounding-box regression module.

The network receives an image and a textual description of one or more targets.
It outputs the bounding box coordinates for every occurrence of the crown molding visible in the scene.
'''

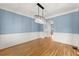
[0,7,78,20]
[46,8,79,19]
[0,7,35,19]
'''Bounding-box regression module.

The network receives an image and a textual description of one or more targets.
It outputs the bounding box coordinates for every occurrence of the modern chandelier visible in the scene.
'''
[34,3,46,24]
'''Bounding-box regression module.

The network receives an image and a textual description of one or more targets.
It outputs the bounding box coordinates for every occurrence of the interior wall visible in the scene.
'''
[53,11,79,34]
[0,9,49,49]
[0,32,49,49]
[52,10,79,48]
[0,9,43,34]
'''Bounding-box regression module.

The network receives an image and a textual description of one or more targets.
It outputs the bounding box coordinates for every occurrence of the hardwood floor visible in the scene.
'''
[0,37,79,56]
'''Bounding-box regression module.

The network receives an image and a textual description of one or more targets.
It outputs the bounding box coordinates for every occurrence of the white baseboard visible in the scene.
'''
[53,32,79,48]
[0,32,49,49]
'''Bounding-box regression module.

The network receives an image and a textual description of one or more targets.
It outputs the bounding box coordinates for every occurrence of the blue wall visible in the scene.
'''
[52,11,79,34]
[0,9,43,34]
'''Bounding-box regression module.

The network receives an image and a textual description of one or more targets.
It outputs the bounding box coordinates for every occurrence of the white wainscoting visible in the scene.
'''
[0,32,49,49]
[53,32,79,48]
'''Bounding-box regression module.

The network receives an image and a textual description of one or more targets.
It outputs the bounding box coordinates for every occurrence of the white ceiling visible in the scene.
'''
[0,3,78,18]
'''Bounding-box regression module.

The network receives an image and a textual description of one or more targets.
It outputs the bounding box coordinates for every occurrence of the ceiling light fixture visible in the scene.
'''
[34,3,46,24]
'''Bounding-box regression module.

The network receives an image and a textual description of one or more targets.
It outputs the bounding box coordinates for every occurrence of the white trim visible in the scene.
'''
[46,8,79,19]
[0,7,78,20]
[0,7,35,19]
[0,32,50,49]
[53,32,79,49]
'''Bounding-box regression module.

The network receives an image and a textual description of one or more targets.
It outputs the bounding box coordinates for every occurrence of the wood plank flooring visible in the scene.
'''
[0,37,79,56]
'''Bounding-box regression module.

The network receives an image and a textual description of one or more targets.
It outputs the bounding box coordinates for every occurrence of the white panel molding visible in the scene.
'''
[0,32,50,49]
[46,8,79,19]
[53,32,79,49]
